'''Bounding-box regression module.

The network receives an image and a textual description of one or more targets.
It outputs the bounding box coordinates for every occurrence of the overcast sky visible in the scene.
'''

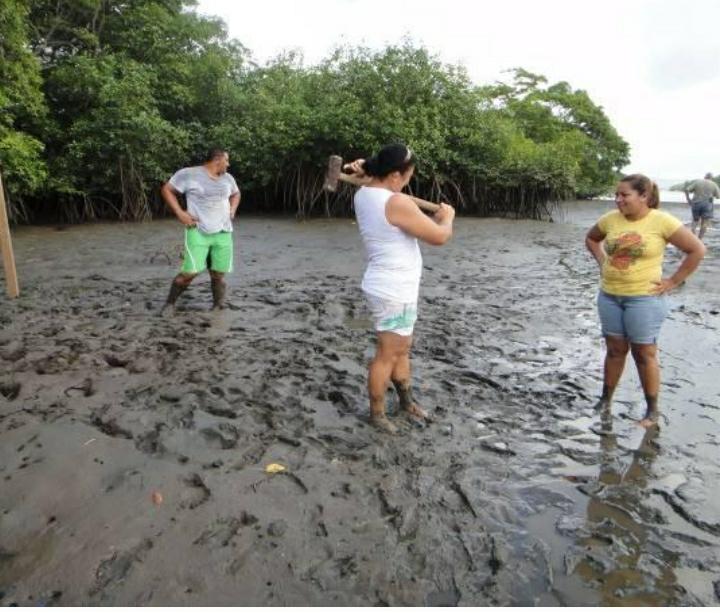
[196,0,719,183]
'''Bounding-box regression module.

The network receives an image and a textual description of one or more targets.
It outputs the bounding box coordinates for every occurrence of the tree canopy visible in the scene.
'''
[0,0,48,219]
[0,0,630,222]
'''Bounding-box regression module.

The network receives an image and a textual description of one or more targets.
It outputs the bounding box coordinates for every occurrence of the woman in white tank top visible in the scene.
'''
[347,144,456,434]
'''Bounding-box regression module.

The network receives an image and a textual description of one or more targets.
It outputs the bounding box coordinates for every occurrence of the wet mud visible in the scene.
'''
[0,202,718,605]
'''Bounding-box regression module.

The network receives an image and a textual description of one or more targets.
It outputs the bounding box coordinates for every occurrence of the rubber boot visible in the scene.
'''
[211,276,227,310]
[160,279,187,315]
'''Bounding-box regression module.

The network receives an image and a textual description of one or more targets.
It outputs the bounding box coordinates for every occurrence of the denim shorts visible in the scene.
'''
[597,291,670,345]
[691,200,713,221]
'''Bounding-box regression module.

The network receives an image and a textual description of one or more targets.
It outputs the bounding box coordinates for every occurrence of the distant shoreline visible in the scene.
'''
[592,190,688,204]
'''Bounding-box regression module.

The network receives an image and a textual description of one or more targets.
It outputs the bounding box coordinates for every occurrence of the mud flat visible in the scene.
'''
[1,201,719,605]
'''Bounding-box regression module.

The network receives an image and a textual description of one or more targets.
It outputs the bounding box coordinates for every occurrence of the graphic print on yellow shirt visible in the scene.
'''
[606,232,644,270]
[596,209,682,296]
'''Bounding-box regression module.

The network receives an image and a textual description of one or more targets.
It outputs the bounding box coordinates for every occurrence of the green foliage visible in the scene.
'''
[0,130,47,193]
[2,4,630,222]
[46,56,189,186]
[213,44,591,217]
[485,68,630,198]
[18,0,245,220]
[0,0,48,207]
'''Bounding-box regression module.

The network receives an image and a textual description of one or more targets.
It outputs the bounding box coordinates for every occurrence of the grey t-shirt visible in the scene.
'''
[687,178,720,203]
[168,166,239,233]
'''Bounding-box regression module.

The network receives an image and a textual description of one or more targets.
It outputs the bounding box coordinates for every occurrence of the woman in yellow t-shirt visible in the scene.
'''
[585,174,705,428]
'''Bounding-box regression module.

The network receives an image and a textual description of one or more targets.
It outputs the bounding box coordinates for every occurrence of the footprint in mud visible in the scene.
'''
[230,442,269,470]
[0,341,26,362]
[64,377,95,398]
[193,517,243,548]
[179,473,211,510]
[0,381,21,401]
[135,427,167,456]
[200,424,239,450]
[200,397,238,419]
[90,409,133,441]
[33,353,71,375]
[90,538,154,597]
[309,431,371,462]
[323,387,363,416]
[171,409,195,430]
[104,354,130,368]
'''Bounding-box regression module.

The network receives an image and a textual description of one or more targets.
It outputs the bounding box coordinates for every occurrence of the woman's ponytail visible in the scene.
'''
[361,143,416,178]
[648,181,660,209]
[621,173,661,209]
[362,157,379,176]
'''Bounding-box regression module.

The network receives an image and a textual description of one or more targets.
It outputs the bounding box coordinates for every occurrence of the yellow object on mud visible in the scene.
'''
[265,463,287,474]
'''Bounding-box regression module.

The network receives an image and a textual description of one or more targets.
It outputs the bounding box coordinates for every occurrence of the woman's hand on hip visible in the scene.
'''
[651,278,677,294]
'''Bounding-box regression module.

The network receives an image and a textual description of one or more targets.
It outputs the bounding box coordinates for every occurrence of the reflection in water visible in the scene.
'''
[576,415,683,606]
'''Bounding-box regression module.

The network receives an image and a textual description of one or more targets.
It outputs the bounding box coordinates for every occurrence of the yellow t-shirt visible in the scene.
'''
[597,209,682,296]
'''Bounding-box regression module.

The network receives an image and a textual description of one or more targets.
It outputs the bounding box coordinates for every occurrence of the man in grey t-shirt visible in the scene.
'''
[684,172,720,240]
[159,148,240,313]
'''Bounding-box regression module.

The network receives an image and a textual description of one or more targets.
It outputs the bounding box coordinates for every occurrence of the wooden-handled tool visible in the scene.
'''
[0,171,19,298]
[324,155,440,213]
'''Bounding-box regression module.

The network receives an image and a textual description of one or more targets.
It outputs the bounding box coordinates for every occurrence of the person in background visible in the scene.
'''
[346,143,455,434]
[585,174,705,428]
[159,148,240,314]
[684,172,720,240]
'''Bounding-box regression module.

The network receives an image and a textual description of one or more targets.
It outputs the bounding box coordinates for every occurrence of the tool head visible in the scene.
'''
[324,155,343,192]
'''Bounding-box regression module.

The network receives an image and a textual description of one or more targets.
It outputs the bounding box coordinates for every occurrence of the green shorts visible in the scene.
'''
[181,228,233,274]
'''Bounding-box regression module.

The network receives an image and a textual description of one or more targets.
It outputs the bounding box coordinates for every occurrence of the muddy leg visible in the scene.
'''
[368,366,398,435]
[593,384,615,412]
[698,218,710,241]
[392,378,414,412]
[595,336,629,411]
[368,332,412,434]
[210,271,226,310]
[631,343,661,428]
[160,273,195,315]
[391,349,431,423]
[638,395,660,429]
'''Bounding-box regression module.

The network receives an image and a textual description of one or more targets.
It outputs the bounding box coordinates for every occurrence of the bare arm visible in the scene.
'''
[652,226,706,294]
[229,190,241,219]
[585,224,606,267]
[385,194,454,246]
[161,182,197,226]
[684,181,694,204]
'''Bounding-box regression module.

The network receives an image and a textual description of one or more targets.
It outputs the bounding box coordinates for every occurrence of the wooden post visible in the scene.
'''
[0,171,20,298]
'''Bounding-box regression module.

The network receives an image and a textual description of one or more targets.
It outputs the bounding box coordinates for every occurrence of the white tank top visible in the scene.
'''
[354,186,422,303]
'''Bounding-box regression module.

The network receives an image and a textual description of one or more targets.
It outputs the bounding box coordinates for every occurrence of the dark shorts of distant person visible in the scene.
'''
[691,200,713,221]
